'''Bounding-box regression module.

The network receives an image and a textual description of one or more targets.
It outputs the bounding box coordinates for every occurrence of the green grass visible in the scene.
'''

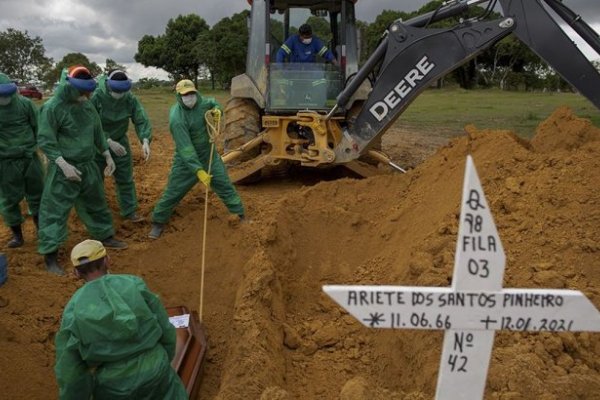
[128,87,599,139]
[395,88,600,139]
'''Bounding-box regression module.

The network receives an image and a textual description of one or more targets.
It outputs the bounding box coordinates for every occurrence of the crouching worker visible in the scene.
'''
[149,79,244,239]
[54,240,188,400]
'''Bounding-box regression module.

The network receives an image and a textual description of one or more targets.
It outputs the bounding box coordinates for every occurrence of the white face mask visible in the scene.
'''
[301,37,312,45]
[182,94,197,108]
[111,91,125,100]
[0,97,11,106]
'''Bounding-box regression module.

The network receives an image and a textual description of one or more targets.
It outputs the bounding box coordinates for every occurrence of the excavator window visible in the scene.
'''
[267,6,343,111]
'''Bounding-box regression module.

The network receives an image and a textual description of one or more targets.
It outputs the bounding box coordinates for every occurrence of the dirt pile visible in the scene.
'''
[0,106,599,399]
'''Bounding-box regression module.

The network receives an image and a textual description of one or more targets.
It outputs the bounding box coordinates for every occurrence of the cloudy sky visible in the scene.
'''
[1,0,598,80]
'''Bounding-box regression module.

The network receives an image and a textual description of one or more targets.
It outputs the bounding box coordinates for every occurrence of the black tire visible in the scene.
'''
[222,97,261,162]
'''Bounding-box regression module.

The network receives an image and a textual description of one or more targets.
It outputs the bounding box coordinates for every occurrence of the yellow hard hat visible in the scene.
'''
[175,79,197,95]
[70,239,107,267]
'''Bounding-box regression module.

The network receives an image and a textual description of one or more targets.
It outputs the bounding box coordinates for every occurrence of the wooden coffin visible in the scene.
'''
[167,306,207,399]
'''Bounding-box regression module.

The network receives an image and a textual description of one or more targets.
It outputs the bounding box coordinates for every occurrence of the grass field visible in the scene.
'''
[131,87,600,139]
[396,88,600,139]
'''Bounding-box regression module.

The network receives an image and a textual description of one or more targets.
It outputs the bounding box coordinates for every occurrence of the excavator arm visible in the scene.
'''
[332,0,600,163]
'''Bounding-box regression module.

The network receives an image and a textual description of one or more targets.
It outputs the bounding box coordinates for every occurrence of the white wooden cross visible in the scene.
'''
[323,155,600,400]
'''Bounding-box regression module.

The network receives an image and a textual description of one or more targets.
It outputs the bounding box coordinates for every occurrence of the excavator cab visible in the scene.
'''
[265,2,358,112]
[241,0,362,112]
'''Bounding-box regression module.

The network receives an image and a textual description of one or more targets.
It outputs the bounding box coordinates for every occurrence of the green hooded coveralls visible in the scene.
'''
[91,75,152,218]
[55,274,187,399]
[0,73,44,227]
[152,93,244,224]
[37,81,115,255]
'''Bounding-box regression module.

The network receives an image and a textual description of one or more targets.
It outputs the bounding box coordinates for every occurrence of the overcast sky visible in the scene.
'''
[1,0,598,81]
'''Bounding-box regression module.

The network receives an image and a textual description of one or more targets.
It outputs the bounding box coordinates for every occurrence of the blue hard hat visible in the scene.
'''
[0,82,17,97]
[107,70,132,93]
[67,76,97,93]
[67,65,96,93]
[107,78,132,93]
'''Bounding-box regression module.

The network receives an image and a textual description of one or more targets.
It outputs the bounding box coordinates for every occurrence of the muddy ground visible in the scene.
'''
[1,107,599,399]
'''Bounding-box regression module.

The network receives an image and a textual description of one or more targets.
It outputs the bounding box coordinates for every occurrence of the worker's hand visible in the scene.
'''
[107,138,127,157]
[55,156,82,182]
[142,138,151,161]
[103,151,116,177]
[211,108,222,125]
[196,169,212,188]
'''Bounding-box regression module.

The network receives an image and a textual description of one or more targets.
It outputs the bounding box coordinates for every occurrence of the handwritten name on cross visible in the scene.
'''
[323,155,600,400]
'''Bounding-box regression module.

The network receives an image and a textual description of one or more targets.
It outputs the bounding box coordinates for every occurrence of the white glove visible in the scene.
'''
[103,150,116,177]
[107,138,127,157]
[142,138,151,161]
[55,157,82,182]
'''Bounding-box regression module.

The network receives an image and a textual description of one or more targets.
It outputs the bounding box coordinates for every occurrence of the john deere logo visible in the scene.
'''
[369,55,436,122]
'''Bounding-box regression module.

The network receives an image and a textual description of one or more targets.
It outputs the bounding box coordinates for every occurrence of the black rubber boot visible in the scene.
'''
[7,225,24,248]
[44,251,65,276]
[148,223,164,239]
[101,236,128,249]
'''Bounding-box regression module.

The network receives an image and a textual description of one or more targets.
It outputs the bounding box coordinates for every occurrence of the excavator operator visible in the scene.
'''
[276,23,338,65]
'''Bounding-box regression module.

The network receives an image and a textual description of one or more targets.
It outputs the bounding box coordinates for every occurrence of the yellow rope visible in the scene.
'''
[199,109,221,322]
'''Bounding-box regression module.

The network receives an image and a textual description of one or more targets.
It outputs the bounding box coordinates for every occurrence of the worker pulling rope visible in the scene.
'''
[198,107,222,321]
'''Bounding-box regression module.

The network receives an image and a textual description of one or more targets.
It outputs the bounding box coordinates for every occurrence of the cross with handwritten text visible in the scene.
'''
[324,156,600,400]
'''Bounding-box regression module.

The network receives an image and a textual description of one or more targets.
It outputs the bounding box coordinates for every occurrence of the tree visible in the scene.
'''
[104,58,127,74]
[135,77,162,89]
[356,20,369,64]
[0,28,52,84]
[43,53,102,87]
[194,32,218,89]
[135,14,209,83]
[363,9,409,60]
[306,15,331,43]
[195,11,249,89]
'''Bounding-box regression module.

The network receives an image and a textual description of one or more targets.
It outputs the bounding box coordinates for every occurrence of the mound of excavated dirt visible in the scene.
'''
[0,107,599,399]
[532,106,600,153]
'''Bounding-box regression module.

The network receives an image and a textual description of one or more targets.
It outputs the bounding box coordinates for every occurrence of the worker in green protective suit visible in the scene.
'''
[0,72,44,248]
[37,65,127,275]
[149,79,244,239]
[55,239,188,400]
[91,70,152,222]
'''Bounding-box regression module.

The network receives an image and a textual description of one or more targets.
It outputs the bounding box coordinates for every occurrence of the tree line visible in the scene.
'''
[0,28,128,88]
[1,0,598,91]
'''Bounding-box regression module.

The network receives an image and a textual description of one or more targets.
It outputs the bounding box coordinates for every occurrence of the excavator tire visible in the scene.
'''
[222,97,291,184]
[222,97,261,162]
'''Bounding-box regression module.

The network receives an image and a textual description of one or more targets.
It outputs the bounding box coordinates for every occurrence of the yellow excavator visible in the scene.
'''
[221,0,600,183]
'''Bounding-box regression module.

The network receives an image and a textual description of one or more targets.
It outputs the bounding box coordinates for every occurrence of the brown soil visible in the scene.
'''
[1,106,599,399]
